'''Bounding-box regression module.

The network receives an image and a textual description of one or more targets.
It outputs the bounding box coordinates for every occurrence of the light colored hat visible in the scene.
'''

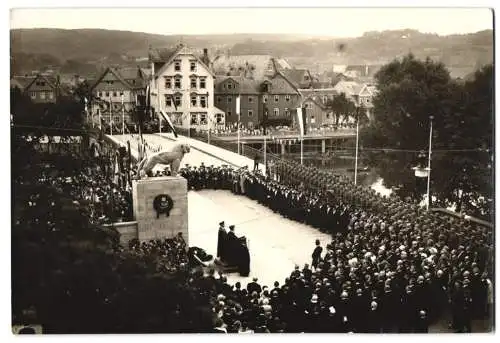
[311,294,319,303]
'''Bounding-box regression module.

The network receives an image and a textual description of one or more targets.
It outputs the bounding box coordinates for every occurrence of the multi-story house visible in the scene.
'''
[149,45,225,130]
[90,66,148,127]
[213,55,301,129]
[301,96,330,129]
[10,74,60,104]
[332,80,377,119]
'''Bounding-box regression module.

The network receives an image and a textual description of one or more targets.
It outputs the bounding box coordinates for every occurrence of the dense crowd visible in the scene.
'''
[15,136,492,333]
[179,162,493,333]
[31,155,134,224]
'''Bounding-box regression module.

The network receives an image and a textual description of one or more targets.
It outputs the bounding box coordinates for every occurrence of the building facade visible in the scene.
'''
[90,67,148,127]
[302,96,331,129]
[214,72,301,129]
[149,45,225,130]
[11,74,60,104]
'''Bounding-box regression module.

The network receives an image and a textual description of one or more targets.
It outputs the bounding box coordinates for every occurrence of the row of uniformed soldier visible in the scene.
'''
[179,164,352,236]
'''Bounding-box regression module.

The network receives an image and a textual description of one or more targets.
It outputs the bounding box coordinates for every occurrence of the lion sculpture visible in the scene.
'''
[136,143,190,178]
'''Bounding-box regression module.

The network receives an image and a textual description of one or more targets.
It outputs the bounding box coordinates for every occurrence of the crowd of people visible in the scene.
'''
[178,161,493,333]
[16,133,493,333]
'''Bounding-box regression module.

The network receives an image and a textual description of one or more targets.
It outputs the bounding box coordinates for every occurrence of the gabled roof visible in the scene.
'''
[333,80,365,96]
[91,67,147,91]
[21,74,58,90]
[303,96,327,110]
[212,55,291,80]
[281,68,312,88]
[151,45,214,78]
[214,76,261,94]
[11,75,35,89]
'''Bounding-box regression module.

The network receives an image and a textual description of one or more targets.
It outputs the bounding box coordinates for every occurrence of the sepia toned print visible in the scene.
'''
[10,7,493,334]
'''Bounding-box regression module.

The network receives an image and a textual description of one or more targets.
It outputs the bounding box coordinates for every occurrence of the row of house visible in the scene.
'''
[11,44,377,131]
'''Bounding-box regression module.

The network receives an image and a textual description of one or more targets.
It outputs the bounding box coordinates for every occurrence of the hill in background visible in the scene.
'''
[10,28,493,78]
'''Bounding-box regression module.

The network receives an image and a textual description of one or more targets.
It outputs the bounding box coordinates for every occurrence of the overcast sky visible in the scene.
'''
[10,8,493,37]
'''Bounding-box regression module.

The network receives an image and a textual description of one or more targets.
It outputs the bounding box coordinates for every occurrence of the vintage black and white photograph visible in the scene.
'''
[9,5,494,334]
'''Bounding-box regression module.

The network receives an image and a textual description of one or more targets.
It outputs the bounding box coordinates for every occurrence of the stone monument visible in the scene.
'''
[132,176,188,244]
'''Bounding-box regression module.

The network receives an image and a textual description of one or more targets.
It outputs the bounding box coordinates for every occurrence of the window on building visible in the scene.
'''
[323,96,328,103]
[200,113,207,124]
[263,95,268,103]
[190,77,197,89]
[190,61,197,72]
[48,92,54,99]
[105,92,110,97]
[200,77,206,89]
[120,91,124,96]
[216,113,223,124]
[165,78,172,89]
[40,92,46,100]
[174,95,182,107]
[227,82,233,90]
[273,108,279,116]
[227,96,232,103]
[227,110,232,117]
[190,113,198,125]
[191,95,197,107]
[248,96,253,103]
[304,75,310,81]
[200,95,207,108]
[166,95,172,107]
[274,95,279,103]
[284,108,290,116]
[248,110,253,117]
[217,96,221,103]
[174,61,181,71]
[285,94,291,102]
[174,77,182,89]
[113,92,117,97]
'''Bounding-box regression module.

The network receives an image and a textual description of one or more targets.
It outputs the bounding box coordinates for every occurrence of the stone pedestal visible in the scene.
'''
[132,176,188,244]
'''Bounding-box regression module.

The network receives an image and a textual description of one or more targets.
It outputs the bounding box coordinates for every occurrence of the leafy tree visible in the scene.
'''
[362,54,493,218]
[326,92,358,125]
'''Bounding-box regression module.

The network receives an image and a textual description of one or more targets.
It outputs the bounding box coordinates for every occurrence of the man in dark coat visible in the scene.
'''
[217,221,226,261]
[311,239,323,270]
[247,277,262,295]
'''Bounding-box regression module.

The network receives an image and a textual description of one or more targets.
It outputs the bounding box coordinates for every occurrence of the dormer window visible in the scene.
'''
[227,83,233,90]
[190,61,197,72]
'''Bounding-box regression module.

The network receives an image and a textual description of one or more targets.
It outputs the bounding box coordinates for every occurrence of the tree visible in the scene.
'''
[327,92,357,125]
[362,54,493,218]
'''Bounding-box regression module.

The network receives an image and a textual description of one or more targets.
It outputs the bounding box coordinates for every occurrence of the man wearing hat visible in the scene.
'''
[247,277,262,295]
[217,221,226,261]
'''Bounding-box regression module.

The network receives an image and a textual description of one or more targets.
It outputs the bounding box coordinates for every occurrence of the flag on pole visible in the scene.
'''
[296,107,304,138]
[160,110,178,138]
[113,152,120,185]
[121,94,125,134]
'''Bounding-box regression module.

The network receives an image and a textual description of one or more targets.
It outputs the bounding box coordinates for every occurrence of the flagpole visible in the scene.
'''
[426,116,434,210]
[237,95,241,155]
[300,137,303,165]
[264,136,267,175]
[110,100,114,135]
[121,94,125,135]
[158,86,161,134]
[354,114,360,185]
